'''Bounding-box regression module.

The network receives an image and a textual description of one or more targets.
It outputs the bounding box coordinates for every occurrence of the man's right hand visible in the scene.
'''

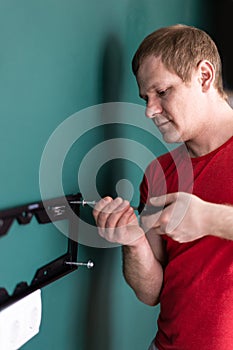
[93,196,145,246]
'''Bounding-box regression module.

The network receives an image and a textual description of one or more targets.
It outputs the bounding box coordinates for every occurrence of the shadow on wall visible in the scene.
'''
[99,33,124,103]
[213,0,233,91]
[97,33,126,198]
[83,33,124,350]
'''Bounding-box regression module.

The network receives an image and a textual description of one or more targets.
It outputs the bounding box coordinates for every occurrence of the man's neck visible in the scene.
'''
[186,104,233,158]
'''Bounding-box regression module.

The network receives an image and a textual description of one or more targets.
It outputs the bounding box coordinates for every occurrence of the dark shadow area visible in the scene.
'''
[99,33,124,103]
[98,33,125,197]
[84,247,118,350]
[211,0,233,90]
[83,33,125,350]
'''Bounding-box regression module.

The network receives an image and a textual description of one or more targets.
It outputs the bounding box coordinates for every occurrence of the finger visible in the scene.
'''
[98,205,135,243]
[151,226,166,237]
[150,192,178,207]
[105,200,131,228]
[93,196,113,219]
[116,205,136,227]
[103,207,134,239]
[140,211,161,233]
[93,197,124,228]
[92,196,114,227]
[115,208,144,245]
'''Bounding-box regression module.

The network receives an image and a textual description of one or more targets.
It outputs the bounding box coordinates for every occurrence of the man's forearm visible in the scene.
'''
[209,203,233,240]
[122,235,163,306]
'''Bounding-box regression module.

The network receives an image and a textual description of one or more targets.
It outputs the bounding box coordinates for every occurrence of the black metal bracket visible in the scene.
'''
[0,193,83,309]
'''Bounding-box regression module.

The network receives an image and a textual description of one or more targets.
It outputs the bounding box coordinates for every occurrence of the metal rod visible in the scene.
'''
[69,199,165,215]
[65,260,94,269]
[69,200,97,206]
[70,200,139,210]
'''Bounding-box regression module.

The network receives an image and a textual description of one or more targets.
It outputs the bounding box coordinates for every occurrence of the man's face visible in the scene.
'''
[136,55,204,144]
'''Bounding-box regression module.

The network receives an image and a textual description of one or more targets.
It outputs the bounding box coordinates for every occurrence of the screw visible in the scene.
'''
[65,260,94,269]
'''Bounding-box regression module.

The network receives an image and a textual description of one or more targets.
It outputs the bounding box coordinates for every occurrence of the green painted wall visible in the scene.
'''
[0,1,211,349]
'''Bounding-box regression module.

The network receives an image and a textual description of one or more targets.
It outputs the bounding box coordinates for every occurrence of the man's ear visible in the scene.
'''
[197,60,215,92]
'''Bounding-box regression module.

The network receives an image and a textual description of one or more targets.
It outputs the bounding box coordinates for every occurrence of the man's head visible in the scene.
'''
[132,24,226,99]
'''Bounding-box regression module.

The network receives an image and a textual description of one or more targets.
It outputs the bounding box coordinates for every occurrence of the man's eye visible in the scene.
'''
[157,90,167,97]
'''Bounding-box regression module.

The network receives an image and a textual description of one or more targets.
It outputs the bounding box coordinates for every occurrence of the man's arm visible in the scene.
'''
[93,196,164,306]
[205,201,233,240]
[122,232,164,306]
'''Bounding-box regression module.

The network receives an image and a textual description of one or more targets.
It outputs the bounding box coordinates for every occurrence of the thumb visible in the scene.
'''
[150,192,178,207]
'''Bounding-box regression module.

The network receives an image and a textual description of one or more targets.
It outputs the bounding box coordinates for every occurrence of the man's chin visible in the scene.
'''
[162,131,183,144]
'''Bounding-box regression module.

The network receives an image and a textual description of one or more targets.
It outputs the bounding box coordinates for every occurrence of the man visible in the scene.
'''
[93,24,233,349]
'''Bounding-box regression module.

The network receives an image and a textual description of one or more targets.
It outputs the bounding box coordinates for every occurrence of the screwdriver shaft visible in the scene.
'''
[65,260,94,269]
[69,199,165,214]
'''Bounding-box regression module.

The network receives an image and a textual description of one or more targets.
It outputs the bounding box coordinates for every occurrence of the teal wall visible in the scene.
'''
[0,1,211,349]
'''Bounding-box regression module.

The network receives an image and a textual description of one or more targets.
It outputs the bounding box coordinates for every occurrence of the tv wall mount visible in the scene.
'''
[0,193,94,309]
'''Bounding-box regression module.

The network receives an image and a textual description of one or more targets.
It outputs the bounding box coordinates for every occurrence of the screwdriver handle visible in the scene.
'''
[137,204,168,216]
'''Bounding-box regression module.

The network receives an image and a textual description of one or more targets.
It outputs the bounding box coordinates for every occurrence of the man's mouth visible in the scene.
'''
[154,119,171,128]
[157,121,170,127]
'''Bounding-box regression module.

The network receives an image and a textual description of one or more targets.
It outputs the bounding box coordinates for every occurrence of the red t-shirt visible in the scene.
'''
[140,136,233,350]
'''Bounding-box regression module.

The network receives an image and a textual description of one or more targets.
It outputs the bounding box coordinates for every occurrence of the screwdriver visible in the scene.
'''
[69,199,97,207]
[65,260,94,269]
[69,199,166,215]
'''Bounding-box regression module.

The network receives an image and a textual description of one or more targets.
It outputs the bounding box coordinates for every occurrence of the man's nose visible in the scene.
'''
[145,98,163,118]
